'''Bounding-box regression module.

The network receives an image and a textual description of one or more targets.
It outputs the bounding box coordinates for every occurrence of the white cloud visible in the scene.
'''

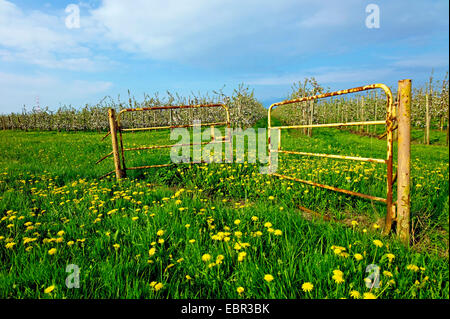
[1,0,447,68]
[89,0,283,59]
[0,0,110,71]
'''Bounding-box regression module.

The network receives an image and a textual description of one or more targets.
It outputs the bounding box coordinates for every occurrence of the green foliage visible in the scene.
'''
[0,127,448,299]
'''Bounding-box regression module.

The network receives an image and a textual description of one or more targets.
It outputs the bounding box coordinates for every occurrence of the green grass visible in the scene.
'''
[0,125,448,299]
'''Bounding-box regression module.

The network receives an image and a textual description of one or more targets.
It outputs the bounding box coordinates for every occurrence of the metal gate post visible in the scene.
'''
[397,79,412,243]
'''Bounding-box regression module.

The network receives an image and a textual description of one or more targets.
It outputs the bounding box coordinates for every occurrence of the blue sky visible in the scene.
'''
[0,0,448,113]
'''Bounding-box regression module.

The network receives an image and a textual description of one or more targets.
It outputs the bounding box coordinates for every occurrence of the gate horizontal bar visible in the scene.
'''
[270,83,393,108]
[272,173,387,203]
[126,164,173,170]
[272,120,386,130]
[120,103,228,112]
[120,121,228,132]
[275,150,386,164]
[125,160,222,171]
[123,139,229,152]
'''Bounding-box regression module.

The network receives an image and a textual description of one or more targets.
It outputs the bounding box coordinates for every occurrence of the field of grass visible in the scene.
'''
[0,122,448,299]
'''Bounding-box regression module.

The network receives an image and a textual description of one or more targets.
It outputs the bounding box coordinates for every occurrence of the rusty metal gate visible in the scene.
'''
[97,103,232,179]
[267,82,409,236]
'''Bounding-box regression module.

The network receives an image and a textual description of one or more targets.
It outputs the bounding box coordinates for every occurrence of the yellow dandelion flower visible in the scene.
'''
[350,290,360,299]
[333,269,344,277]
[264,274,274,282]
[301,282,313,292]
[363,292,377,299]
[274,229,282,236]
[332,275,345,284]
[237,287,244,294]
[44,285,55,294]
[48,248,57,255]
[237,251,247,262]
[202,253,212,262]
[149,247,156,256]
[373,240,383,248]
[156,229,165,236]
[354,253,363,261]
[407,264,419,272]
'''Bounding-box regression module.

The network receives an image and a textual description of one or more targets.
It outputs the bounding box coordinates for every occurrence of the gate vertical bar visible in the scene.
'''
[383,92,395,235]
[397,79,412,243]
[108,108,125,180]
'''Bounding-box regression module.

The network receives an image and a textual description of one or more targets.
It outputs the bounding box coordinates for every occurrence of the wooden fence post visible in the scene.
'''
[108,108,126,180]
[397,79,411,243]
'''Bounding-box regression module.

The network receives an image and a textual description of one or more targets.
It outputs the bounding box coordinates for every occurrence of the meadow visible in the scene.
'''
[0,120,448,299]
